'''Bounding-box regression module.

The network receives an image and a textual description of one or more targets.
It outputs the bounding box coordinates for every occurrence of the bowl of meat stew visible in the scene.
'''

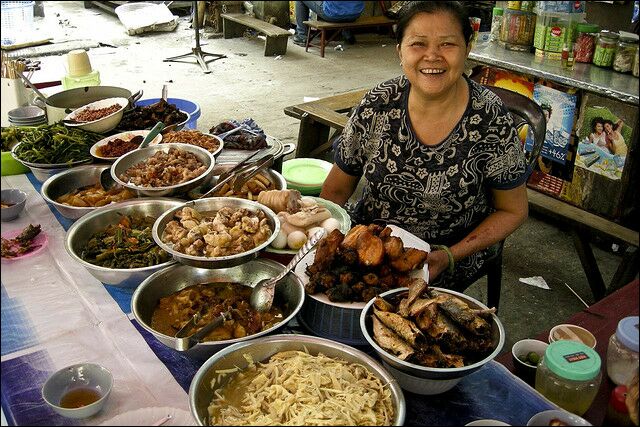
[131,259,305,360]
[111,143,215,198]
[360,285,505,395]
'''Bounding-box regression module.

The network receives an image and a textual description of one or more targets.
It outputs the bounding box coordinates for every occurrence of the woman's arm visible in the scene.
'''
[320,165,360,206]
[428,183,529,281]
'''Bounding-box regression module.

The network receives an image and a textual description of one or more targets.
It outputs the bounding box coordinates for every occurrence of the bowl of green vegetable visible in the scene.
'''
[9,124,102,181]
[511,339,548,387]
[65,198,182,287]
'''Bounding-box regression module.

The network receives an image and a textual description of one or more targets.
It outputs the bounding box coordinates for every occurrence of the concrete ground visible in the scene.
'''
[13,2,628,352]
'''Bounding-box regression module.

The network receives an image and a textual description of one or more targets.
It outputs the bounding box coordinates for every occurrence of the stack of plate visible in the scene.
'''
[8,106,47,127]
[282,158,332,195]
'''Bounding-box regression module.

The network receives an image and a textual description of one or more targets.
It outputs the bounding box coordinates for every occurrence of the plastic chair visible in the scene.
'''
[471,85,547,311]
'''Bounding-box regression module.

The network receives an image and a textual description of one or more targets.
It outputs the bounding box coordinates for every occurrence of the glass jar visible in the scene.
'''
[573,23,599,63]
[499,9,536,52]
[606,316,639,386]
[535,341,602,416]
[613,35,638,73]
[593,30,619,67]
[490,7,503,43]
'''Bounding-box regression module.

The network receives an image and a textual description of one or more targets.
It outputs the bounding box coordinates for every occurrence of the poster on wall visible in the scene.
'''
[525,84,578,165]
[574,104,633,180]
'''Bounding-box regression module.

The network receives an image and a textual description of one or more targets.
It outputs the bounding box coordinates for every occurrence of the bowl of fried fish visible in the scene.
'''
[360,282,505,395]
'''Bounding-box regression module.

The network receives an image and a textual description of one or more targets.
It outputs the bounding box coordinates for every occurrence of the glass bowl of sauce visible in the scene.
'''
[42,363,113,419]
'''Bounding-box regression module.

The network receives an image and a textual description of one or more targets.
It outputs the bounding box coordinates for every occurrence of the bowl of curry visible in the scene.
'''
[131,258,305,360]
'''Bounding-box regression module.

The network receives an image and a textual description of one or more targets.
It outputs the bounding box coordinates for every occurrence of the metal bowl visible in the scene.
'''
[186,163,287,200]
[65,198,183,287]
[152,197,280,269]
[189,334,406,426]
[131,259,305,360]
[11,142,93,171]
[41,165,136,221]
[360,287,506,395]
[111,143,215,197]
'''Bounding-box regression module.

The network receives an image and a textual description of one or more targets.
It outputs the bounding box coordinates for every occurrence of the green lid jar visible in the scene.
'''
[593,30,619,67]
[574,23,599,63]
[535,341,602,415]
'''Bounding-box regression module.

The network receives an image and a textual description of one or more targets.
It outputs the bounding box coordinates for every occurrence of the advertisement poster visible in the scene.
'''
[574,105,632,180]
[525,84,577,165]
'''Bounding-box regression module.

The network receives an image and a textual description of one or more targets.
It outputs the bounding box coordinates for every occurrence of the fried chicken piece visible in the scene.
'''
[390,247,429,272]
[356,231,384,267]
[341,224,369,250]
[383,236,404,259]
[311,229,344,272]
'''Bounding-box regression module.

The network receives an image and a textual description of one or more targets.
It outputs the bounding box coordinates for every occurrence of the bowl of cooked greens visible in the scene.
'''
[1,127,30,176]
[65,198,182,287]
[10,124,102,181]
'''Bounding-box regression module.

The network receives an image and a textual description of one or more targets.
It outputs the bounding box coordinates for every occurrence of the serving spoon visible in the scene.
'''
[250,228,326,312]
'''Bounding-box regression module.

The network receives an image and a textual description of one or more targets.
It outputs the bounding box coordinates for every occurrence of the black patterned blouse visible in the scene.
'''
[333,75,528,289]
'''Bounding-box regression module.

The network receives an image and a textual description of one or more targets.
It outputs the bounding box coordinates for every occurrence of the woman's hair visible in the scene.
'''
[603,119,614,129]
[541,103,552,117]
[591,116,604,132]
[396,1,473,45]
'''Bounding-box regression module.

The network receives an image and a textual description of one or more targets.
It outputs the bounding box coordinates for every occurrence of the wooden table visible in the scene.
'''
[283,89,639,301]
[496,279,639,425]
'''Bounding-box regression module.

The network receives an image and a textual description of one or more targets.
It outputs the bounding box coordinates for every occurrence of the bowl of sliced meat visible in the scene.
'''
[360,284,505,395]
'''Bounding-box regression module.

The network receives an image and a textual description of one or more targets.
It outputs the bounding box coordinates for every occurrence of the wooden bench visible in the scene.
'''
[283,89,639,300]
[303,15,396,58]
[221,13,291,56]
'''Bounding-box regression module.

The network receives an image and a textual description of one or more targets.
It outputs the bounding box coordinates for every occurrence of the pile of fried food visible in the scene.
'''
[118,99,188,131]
[162,130,222,153]
[56,183,134,207]
[213,173,274,200]
[305,224,429,302]
[209,121,267,150]
[371,278,496,368]
[161,206,272,258]
[1,224,42,259]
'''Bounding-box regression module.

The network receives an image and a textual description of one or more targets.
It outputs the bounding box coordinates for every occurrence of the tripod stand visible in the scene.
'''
[164,1,226,74]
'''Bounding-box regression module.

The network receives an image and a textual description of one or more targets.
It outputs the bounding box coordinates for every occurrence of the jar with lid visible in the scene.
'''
[490,7,503,42]
[593,30,619,67]
[613,35,639,73]
[573,23,599,63]
[535,340,602,416]
[606,316,639,386]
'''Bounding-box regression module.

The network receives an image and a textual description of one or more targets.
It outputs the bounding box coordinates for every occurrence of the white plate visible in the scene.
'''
[265,197,351,255]
[293,224,431,309]
[90,130,163,161]
[98,406,195,426]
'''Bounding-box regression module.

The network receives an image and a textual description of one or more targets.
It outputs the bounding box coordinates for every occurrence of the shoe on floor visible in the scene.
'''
[293,36,307,46]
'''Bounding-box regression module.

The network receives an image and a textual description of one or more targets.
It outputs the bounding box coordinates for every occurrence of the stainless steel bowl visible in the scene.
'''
[360,287,505,395]
[131,259,305,360]
[152,197,280,269]
[41,165,136,221]
[11,142,93,169]
[111,143,215,197]
[65,198,182,287]
[187,163,287,200]
[189,334,406,426]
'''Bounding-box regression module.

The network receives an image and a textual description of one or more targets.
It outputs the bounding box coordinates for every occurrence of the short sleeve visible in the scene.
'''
[333,101,368,177]
[483,105,530,190]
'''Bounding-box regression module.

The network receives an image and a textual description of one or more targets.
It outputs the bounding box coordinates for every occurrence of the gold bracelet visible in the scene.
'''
[432,244,455,275]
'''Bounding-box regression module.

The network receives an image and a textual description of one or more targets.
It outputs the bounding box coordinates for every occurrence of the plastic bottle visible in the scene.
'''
[606,316,639,386]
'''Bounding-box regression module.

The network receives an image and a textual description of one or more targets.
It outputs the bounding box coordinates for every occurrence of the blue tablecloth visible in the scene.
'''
[1,172,556,426]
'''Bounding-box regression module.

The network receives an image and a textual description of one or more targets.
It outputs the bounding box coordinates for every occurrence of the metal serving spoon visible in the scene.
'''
[250,228,326,312]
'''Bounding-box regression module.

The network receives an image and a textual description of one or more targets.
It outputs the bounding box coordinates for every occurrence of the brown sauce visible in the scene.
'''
[59,388,102,409]
[151,282,286,342]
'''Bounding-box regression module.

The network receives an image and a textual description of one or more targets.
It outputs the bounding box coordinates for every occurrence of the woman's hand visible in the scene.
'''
[427,249,449,282]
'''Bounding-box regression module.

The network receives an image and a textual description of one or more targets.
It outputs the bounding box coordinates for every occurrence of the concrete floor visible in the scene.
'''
[18,2,627,352]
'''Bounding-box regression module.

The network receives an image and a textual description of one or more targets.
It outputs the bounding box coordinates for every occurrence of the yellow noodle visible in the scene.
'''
[207,350,394,426]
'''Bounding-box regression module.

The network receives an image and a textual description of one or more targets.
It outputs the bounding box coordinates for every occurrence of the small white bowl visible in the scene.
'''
[1,189,27,221]
[548,324,597,349]
[527,409,592,426]
[466,420,511,426]
[64,97,128,134]
[511,339,549,386]
[90,130,163,161]
[42,363,113,419]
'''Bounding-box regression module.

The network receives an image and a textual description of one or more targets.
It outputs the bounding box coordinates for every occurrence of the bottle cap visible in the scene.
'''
[66,49,93,77]
[577,23,599,33]
[544,340,601,381]
[616,316,639,352]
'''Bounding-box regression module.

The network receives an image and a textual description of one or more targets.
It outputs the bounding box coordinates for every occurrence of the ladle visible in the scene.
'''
[250,228,326,312]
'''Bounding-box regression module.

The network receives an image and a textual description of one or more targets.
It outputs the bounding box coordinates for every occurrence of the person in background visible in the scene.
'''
[320,1,529,290]
[604,118,628,156]
[294,1,365,46]
[588,116,608,149]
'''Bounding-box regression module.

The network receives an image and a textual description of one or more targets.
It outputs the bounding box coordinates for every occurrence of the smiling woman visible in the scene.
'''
[319,1,530,295]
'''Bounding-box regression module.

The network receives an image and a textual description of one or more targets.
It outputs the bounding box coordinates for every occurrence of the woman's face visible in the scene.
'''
[397,11,470,100]
[604,123,613,132]
[595,123,603,134]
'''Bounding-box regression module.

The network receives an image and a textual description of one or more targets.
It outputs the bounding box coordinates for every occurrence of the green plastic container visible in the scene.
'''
[1,151,29,176]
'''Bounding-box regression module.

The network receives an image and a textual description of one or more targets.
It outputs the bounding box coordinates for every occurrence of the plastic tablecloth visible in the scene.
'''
[1,173,557,426]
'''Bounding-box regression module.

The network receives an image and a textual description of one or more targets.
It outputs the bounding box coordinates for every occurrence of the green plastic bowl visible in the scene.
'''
[1,151,29,176]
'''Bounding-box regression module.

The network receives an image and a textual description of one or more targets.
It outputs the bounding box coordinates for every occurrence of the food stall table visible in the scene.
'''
[2,172,558,426]
[497,279,640,425]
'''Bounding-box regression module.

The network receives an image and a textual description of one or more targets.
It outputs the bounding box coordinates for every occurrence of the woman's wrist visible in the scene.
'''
[431,244,455,275]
